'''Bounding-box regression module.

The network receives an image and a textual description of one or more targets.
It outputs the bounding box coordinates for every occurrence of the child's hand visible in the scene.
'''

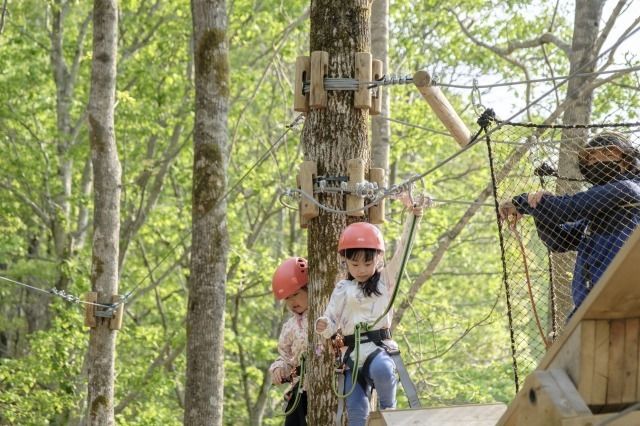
[498,200,521,224]
[315,318,328,334]
[271,367,288,384]
[527,190,552,208]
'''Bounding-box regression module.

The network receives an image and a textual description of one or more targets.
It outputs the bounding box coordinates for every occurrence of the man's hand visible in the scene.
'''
[271,367,289,385]
[527,191,552,208]
[498,199,521,223]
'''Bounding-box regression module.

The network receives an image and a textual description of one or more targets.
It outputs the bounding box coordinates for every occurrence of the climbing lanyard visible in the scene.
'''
[280,353,306,416]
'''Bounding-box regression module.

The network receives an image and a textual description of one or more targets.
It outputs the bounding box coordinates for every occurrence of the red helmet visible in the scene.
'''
[272,257,308,300]
[337,222,385,253]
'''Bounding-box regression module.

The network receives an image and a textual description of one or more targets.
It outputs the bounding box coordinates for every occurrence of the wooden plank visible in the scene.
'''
[592,320,610,405]
[309,51,328,109]
[368,168,385,224]
[413,69,471,147]
[562,411,640,426]
[624,318,640,402]
[548,321,583,386]
[299,161,318,220]
[607,319,626,404]
[370,59,383,115]
[109,295,124,331]
[577,320,595,403]
[369,403,507,426]
[354,52,372,109]
[84,292,98,328]
[293,56,310,113]
[346,158,365,217]
[296,174,308,229]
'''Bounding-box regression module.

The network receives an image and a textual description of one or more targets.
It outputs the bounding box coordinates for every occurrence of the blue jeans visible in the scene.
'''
[344,350,397,426]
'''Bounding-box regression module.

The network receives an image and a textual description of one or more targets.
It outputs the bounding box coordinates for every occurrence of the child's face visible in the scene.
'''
[285,289,308,314]
[345,252,381,283]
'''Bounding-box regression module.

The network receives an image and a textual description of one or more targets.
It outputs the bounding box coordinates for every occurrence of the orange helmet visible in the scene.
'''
[272,257,308,300]
[337,222,385,253]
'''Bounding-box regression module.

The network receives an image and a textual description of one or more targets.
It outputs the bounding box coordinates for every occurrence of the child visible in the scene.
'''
[315,195,422,426]
[269,257,309,426]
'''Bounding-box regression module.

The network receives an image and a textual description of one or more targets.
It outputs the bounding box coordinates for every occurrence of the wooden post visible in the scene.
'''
[294,56,310,113]
[368,167,385,224]
[413,69,471,147]
[347,158,365,217]
[370,59,383,115]
[109,295,124,331]
[296,174,309,229]
[354,52,372,109]
[299,161,319,221]
[84,292,98,328]
[310,51,329,109]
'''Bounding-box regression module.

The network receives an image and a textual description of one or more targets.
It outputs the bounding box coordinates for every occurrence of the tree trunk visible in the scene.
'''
[305,1,370,424]
[85,1,120,425]
[552,0,604,325]
[370,0,390,172]
[184,0,229,424]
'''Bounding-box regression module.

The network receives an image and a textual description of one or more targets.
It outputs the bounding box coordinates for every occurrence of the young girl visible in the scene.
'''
[315,196,422,426]
[269,257,309,426]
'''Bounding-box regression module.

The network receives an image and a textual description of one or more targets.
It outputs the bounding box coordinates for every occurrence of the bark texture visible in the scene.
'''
[370,0,390,172]
[86,0,120,425]
[553,0,604,323]
[184,0,229,425]
[305,1,371,424]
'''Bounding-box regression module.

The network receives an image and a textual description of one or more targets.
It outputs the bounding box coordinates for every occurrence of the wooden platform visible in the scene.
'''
[367,403,507,426]
[498,226,640,425]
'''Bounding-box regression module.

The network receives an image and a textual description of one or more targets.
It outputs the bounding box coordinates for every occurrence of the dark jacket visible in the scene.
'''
[513,175,640,308]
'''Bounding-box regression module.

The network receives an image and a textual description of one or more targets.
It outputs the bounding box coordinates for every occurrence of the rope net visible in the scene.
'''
[484,119,640,389]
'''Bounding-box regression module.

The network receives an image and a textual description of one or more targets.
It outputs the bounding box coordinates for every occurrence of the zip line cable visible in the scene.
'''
[0,275,113,308]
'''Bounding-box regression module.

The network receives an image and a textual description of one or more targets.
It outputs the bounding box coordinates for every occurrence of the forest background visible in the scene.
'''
[0,0,638,424]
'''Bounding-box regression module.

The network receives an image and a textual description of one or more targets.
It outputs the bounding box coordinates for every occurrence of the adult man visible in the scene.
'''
[499,131,640,312]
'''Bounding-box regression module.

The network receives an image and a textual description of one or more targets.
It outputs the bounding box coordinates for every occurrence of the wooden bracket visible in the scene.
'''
[84,292,98,328]
[299,161,319,223]
[413,69,472,147]
[370,59,383,115]
[83,291,124,330]
[294,56,310,113]
[296,174,308,229]
[355,52,372,109]
[347,158,366,217]
[368,168,385,224]
[310,51,329,109]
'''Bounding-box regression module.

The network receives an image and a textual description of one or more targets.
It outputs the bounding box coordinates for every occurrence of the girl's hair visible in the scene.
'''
[343,248,382,297]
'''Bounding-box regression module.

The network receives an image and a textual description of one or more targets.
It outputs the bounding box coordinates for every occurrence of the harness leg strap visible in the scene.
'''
[388,350,421,408]
[335,372,345,426]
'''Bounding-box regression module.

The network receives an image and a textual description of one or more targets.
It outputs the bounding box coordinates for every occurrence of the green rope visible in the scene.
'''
[332,323,362,399]
[280,353,306,416]
[369,212,420,331]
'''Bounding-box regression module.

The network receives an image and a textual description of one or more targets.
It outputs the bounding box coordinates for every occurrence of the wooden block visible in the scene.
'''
[624,318,639,402]
[84,292,98,328]
[562,411,640,426]
[346,158,365,217]
[413,69,471,147]
[370,59,383,115]
[296,174,308,229]
[354,52,372,109]
[310,51,328,109]
[607,319,626,404]
[368,168,385,224]
[592,319,610,405]
[294,56,310,113]
[578,320,595,403]
[299,161,318,220]
[109,295,124,331]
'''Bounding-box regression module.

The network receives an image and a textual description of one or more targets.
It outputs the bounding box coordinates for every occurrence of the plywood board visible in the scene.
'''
[367,403,507,426]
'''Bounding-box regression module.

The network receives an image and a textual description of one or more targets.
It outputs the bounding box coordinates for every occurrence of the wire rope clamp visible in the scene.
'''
[299,161,319,224]
[347,158,366,217]
[354,52,372,109]
[412,69,472,147]
[370,59,383,115]
[294,56,310,113]
[368,168,385,224]
[310,51,328,109]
